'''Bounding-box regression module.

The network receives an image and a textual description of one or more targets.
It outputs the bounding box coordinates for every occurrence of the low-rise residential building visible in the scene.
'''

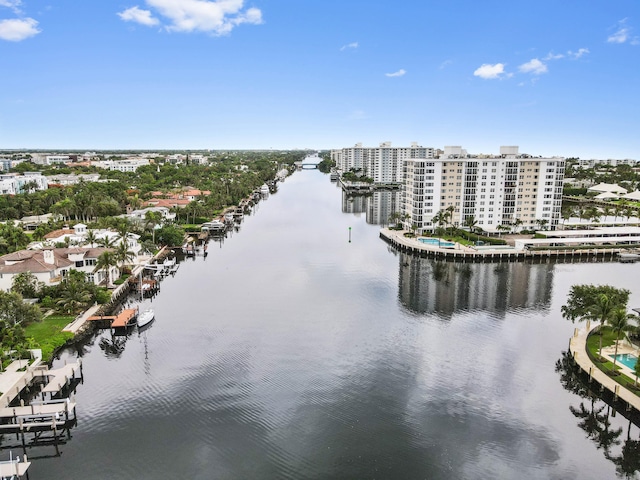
[0,172,48,195]
[95,158,150,172]
[0,247,118,291]
[46,173,101,186]
[46,155,71,165]
[575,158,638,168]
[123,206,175,225]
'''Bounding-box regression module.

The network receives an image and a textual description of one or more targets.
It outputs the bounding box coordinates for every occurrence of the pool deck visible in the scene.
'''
[569,323,640,412]
[380,228,623,262]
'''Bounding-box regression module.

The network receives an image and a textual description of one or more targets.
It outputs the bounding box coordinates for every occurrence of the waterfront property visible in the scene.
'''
[515,226,640,250]
[401,146,564,234]
[379,228,628,261]
[0,247,120,291]
[87,308,138,330]
[570,325,640,414]
[418,237,455,248]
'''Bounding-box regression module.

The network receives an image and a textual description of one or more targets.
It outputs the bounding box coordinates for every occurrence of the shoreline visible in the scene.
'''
[569,324,640,414]
[380,227,627,262]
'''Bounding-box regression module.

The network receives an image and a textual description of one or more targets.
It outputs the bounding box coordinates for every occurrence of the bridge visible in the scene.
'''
[294,161,319,170]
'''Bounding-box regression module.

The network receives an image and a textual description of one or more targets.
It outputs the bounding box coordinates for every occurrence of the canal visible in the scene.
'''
[32,162,640,479]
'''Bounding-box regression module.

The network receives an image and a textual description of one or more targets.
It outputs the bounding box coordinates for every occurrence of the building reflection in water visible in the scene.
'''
[397,252,554,318]
[342,190,401,225]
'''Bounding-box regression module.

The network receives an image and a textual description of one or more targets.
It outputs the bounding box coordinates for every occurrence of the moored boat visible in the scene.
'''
[260,184,269,194]
[137,308,155,328]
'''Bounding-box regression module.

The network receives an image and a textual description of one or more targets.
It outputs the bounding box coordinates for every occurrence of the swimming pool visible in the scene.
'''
[614,353,638,370]
[419,237,455,248]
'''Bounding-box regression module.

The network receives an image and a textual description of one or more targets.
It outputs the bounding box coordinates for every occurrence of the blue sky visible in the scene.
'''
[1,0,639,159]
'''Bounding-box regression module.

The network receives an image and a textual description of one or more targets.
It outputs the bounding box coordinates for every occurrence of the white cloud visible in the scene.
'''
[519,58,547,75]
[473,63,506,79]
[143,0,263,35]
[607,19,638,44]
[118,6,160,26]
[568,48,589,58]
[0,17,39,41]
[340,42,358,51]
[439,59,453,69]
[543,52,564,61]
[0,0,22,14]
[385,69,406,77]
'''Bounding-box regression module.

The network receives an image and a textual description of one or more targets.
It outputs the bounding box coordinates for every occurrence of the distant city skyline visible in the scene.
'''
[1,1,639,159]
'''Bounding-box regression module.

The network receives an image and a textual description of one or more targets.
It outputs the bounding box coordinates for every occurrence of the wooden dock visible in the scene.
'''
[87,308,138,329]
[38,362,83,395]
[0,454,30,479]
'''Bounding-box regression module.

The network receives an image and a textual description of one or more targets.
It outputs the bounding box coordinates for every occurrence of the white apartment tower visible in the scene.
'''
[331,142,435,183]
[402,146,565,232]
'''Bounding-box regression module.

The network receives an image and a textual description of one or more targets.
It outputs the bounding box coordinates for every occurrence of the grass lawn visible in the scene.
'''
[24,315,75,363]
[587,327,640,393]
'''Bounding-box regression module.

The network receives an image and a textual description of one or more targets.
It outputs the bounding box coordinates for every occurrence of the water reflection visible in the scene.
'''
[398,252,553,317]
[556,350,640,479]
[342,190,401,225]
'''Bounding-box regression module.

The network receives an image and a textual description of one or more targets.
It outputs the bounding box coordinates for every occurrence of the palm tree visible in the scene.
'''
[535,218,549,231]
[97,235,117,249]
[114,241,136,267]
[114,220,132,246]
[463,215,478,233]
[432,210,447,233]
[512,217,523,234]
[609,308,633,373]
[587,293,617,359]
[85,229,98,248]
[445,205,456,232]
[496,224,510,237]
[96,251,118,288]
[145,211,163,245]
[57,278,92,314]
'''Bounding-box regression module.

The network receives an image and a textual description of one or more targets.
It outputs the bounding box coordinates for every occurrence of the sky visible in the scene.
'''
[0,0,639,159]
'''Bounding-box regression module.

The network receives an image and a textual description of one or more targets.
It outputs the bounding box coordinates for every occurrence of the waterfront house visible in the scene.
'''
[0,247,118,291]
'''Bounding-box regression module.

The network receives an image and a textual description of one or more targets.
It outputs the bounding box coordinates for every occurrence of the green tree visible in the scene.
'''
[609,308,634,373]
[114,241,136,266]
[463,215,478,233]
[56,273,93,315]
[0,290,42,326]
[11,271,42,299]
[144,211,163,245]
[562,285,630,359]
[96,251,118,288]
[97,235,117,249]
[85,229,99,248]
[155,224,185,247]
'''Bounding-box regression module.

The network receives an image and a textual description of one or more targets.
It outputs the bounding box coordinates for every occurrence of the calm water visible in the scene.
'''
[29,163,640,479]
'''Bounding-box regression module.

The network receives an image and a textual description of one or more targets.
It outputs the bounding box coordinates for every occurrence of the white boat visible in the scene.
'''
[137,308,155,328]
[224,212,234,223]
[260,184,269,194]
[201,220,226,232]
[618,252,640,263]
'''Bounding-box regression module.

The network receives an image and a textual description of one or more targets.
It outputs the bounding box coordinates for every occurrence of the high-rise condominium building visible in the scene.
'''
[331,142,435,183]
[402,146,565,233]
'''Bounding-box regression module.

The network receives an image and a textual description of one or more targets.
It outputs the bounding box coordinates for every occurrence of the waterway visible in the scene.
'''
[30,162,640,479]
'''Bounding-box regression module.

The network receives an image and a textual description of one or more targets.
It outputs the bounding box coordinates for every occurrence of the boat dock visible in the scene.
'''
[0,358,82,458]
[87,308,138,329]
[0,360,83,408]
[0,453,30,480]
